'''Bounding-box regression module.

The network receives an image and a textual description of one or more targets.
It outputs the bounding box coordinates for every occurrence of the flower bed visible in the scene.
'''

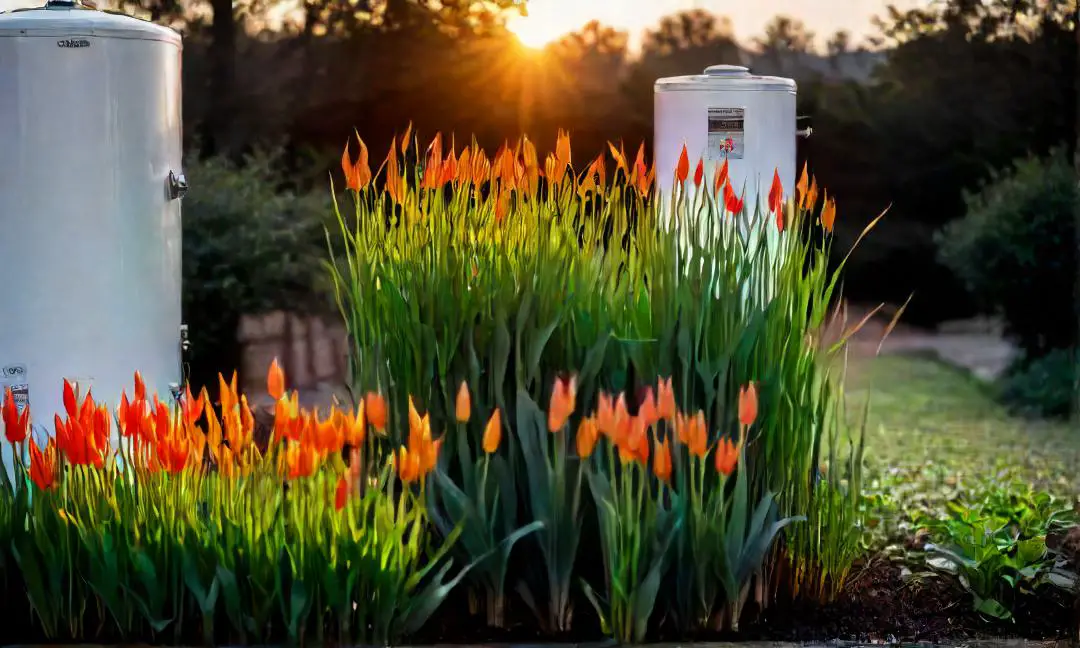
[0,130,1074,645]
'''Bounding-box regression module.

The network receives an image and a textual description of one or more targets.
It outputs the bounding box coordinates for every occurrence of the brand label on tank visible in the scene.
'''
[707,107,745,160]
[0,364,29,413]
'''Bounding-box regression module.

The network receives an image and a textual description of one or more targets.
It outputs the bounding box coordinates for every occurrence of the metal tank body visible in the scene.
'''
[653,64,799,305]
[654,64,797,203]
[0,0,184,458]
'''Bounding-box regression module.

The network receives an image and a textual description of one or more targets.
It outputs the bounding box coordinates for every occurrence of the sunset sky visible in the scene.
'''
[0,0,927,50]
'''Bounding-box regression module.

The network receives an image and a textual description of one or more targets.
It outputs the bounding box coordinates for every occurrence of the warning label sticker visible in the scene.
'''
[0,364,29,413]
[707,107,745,160]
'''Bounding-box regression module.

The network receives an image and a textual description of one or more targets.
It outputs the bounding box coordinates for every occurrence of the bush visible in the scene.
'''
[936,148,1078,359]
[181,149,332,392]
[1000,348,1078,420]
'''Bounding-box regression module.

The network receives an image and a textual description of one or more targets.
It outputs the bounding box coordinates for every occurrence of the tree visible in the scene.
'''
[620,10,743,140]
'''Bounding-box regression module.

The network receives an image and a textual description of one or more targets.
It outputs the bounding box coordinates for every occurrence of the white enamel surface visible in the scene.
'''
[0,4,183,480]
[653,65,798,307]
[653,66,797,206]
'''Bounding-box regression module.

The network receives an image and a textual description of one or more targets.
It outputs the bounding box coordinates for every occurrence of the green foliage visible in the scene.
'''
[583,450,682,643]
[327,132,873,636]
[2,459,472,645]
[182,149,331,392]
[917,483,1077,620]
[999,348,1079,420]
[426,406,545,628]
[936,149,1078,360]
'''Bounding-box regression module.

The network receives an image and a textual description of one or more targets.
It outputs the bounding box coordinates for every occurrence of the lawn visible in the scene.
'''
[846,352,1079,534]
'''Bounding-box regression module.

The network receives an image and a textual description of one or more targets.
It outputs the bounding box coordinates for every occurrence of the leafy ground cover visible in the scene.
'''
[757,351,1079,643]
[852,353,1078,514]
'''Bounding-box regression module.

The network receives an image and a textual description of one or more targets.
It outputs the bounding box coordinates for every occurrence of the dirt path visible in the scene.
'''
[840,303,1016,382]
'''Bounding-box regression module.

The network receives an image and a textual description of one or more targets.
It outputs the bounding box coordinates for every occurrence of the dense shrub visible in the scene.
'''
[936,149,1078,418]
[936,148,1077,358]
[181,149,332,393]
[999,348,1078,420]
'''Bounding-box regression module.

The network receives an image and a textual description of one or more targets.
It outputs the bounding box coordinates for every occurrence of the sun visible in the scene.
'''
[505,9,572,49]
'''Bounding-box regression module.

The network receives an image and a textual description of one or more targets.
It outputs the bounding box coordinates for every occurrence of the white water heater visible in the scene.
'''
[0,0,184,452]
[654,64,797,205]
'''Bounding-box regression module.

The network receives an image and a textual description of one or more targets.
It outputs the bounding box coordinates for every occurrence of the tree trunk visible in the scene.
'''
[1071,2,1080,423]
[205,0,236,156]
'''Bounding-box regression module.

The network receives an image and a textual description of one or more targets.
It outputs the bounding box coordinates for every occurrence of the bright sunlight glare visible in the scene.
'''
[505,6,573,49]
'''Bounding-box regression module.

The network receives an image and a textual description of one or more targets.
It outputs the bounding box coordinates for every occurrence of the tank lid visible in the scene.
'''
[655,63,796,93]
[0,0,181,46]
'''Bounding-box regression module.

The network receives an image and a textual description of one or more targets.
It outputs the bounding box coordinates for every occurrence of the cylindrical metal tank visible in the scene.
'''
[654,64,797,205]
[0,0,184,448]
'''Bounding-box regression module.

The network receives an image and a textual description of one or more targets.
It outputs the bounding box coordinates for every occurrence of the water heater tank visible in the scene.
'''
[0,0,184,447]
[654,64,797,205]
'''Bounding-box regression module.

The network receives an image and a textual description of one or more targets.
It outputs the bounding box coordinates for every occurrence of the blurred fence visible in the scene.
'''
[238,311,350,407]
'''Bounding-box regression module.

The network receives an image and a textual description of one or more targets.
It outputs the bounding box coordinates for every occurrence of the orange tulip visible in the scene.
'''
[521,136,540,195]
[576,416,598,458]
[821,193,837,232]
[345,400,366,447]
[631,143,651,196]
[713,158,729,194]
[421,436,442,474]
[596,392,615,437]
[28,437,57,491]
[267,358,285,401]
[723,181,744,214]
[335,476,349,511]
[457,147,473,186]
[768,168,784,232]
[653,435,672,483]
[656,377,675,421]
[422,133,444,190]
[455,381,471,423]
[591,153,606,190]
[342,137,371,191]
[555,129,572,172]
[2,387,28,444]
[482,408,502,454]
[441,147,458,186]
[608,141,629,175]
[400,122,413,154]
[625,415,650,465]
[494,189,511,223]
[134,370,147,402]
[385,143,405,205]
[675,144,689,184]
[714,436,739,476]
[676,410,708,458]
[547,375,577,432]
[182,384,204,427]
[365,392,387,432]
[63,379,77,419]
[285,440,318,479]
[738,383,758,427]
[796,161,809,208]
[613,394,632,447]
[408,397,425,444]
[805,176,819,211]
[472,148,492,187]
[397,446,421,484]
[693,157,704,187]
[638,387,659,427]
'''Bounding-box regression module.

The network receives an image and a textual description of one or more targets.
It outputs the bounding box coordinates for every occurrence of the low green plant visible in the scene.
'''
[426,387,544,628]
[583,438,682,643]
[918,483,1077,620]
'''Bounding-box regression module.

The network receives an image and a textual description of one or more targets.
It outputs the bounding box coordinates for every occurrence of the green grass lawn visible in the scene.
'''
[844,353,1079,525]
